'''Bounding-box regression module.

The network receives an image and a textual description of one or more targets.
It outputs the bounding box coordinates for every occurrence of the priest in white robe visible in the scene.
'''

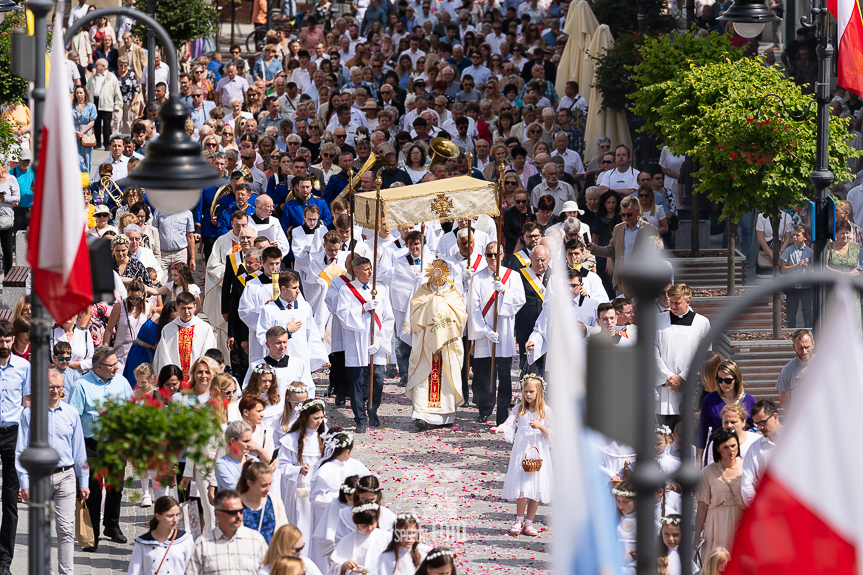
[291,205,327,284]
[325,255,355,406]
[405,259,468,431]
[248,193,290,254]
[153,292,217,379]
[203,213,252,359]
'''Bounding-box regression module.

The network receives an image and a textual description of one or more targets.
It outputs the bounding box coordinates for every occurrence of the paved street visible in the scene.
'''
[10,372,552,575]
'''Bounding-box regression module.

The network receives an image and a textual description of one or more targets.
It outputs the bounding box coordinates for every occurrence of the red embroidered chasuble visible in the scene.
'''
[178,325,196,381]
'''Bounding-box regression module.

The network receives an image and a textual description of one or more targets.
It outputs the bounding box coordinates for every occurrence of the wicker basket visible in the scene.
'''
[521,446,543,472]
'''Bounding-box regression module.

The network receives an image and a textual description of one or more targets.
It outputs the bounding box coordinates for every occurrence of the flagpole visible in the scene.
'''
[489,159,505,393]
[349,167,356,279]
[19,2,62,575]
[369,174,382,404]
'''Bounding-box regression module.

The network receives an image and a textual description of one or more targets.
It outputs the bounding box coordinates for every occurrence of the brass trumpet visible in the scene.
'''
[100,175,123,207]
[209,184,233,222]
[310,172,322,192]
[348,148,385,193]
[428,137,459,171]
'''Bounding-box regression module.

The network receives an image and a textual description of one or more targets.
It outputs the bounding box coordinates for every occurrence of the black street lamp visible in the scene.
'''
[719,0,834,327]
[0,0,21,23]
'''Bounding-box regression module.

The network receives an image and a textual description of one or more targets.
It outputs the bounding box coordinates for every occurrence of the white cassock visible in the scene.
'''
[329,528,390,575]
[444,253,487,337]
[335,281,395,368]
[390,247,433,345]
[313,500,348,573]
[325,274,353,355]
[278,428,323,556]
[308,457,371,569]
[528,294,598,364]
[655,308,711,416]
[438,227,490,259]
[240,274,303,363]
[423,220,445,253]
[338,237,372,260]
[252,296,328,382]
[572,266,610,303]
[304,251,348,346]
[203,231,241,358]
[366,234,398,282]
[292,224,327,284]
[470,266,525,359]
[474,215,497,242]
[153,316,217,376]
[249,212,290,254]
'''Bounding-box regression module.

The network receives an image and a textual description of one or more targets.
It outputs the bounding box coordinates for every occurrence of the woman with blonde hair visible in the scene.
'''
[522,121,543,160]
[312,142,340,184]
[201,134,220,152]
[701,547,730,575]
[245,86,264,117]
[12,295,31,322]
[261,524,324,575]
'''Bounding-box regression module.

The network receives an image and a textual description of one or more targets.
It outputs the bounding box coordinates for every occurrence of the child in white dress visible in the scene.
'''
[490,374,554,537]
[309,431,371,568]
[613,479,637,565]
[329,503,390,575]
[370,513,431,575]
[414,546,458,575]
[657,514,698,575]
[278,398,327,556]
[244,364,282,430]
[312,475,359,574]
[334,475,398,541]
[272,384,309,445]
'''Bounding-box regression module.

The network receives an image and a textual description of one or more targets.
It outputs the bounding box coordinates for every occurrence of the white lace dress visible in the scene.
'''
[497,405,554,503]
[278,428,323,555]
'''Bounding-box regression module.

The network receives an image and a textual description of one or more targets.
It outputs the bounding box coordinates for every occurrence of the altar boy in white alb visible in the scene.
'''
[238,246,285,363]
[291,204,328,285]
[153,292,217,379]
[469,242,525,425]
[389,230,433,386]
[335,256,395,434]
[655,283,711,429]
[325,254,355,406]
[303,231,348,341]
[253,271,328,395]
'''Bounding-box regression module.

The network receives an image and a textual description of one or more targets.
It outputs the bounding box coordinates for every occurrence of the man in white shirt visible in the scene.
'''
[597,144,639,194]
[68,0,89,27]
[486,22,506,54]
[398,35,426,68]
[140,51,171,96]
[741,399,783,507]
[100,136,130,180]
[557,81,589,124]
[326,104,360,146]
[551,132,585,179]
[530,163,575,216]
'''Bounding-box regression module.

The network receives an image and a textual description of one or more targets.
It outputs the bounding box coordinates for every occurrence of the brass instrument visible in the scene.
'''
[209,184,233,221]
[310,172,322,192]
[99,175,123,207]
[428,137,459,171]
[348,148,385,193]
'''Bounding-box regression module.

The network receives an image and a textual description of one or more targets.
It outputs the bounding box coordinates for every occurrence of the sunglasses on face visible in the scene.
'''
[217,508,243,516]
[54,356,72,361]
[716,376,735,385]
[96,214,110,218]
[602,160,613,164]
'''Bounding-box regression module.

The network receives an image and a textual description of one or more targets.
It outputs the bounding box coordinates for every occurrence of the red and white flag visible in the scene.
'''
[27,4,92,323]
[827,0,863,97]
[726,284,863,575]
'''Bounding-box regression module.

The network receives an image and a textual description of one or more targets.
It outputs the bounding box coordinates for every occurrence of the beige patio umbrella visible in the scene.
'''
[584,24,633,155]
[555,0,599,99]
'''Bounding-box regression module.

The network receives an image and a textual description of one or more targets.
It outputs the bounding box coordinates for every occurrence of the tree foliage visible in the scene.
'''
[656,56,859,221]
[592,32,642,112]
[630,30,744,137]
[131,0,217,48]
[591,0,674,39]
[0,10,30,106]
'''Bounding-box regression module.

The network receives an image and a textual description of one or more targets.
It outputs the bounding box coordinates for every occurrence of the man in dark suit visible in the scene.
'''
[521,47,556,86]
[514,245,550,374]
[222,244,263,381]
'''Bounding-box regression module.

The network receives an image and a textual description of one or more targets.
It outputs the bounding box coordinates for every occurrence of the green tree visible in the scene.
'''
[591,0,674,39]
[657,57,859,330]
[131,0,217,48]
[0,10,30,106]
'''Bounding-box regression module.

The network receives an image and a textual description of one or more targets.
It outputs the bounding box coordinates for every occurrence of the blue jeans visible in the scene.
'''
[345,365,384,425]
[739,210,757,265]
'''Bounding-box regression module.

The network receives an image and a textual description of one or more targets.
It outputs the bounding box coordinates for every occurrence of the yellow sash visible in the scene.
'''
[519,267,545,301]
[514,250,530,268]
[318,261,347,287]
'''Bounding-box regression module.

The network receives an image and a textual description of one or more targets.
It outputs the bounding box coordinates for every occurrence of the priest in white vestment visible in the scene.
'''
[248,193,290,254]
[153,292,217,379]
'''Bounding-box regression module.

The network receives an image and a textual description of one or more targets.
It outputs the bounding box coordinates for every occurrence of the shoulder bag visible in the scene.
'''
[75,108,97,148]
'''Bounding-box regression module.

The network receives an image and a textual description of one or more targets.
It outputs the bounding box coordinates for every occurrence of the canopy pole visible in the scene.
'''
[349,167,356,279]
[369,173,382,404]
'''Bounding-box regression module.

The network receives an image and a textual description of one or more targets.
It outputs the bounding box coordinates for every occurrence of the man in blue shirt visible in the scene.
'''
[11,148,33,235]
[0,319,30,573]
[16,369,88,575]
[281,175,332,230]
[68,346,133,551]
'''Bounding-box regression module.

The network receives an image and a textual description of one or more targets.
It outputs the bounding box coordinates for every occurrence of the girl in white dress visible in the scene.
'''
[272,384,309,445]
[370,513,431,575]
[278,398,327,555]
[657,515,698,575]
[613,479,637,565]
[312,475,359,574]
[150,263,202,311]
[414,547,458,575]
[244,364,282,431]
[329,503,390,575]
[490,374,554,537]
[104,278,151,374]
[334,475,398,542]
[309,431,371,568]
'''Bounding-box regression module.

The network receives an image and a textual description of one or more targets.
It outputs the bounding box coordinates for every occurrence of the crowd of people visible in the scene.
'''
[0,0,841,574]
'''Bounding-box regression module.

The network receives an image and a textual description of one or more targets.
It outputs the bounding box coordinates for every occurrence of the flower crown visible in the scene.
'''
[396,512,418,522]
[656,425,672,436]
[340,484,356,495]
[612,487,636,498]
[351,502,379,515]
[299,399,326,413]
[286,383,308,394]
[252,363,275,375]
[521,373,547,391]
[426,549,454,561]
[660,516,682,526]
[325,432,354,450]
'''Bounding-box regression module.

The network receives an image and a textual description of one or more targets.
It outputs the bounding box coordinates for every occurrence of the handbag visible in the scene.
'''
[179,499,202,539]
[757,249,773,269]
[75,498,96,549]
[521,445,543,472]
[0,213,13,231]
[668,212,679,232]
[75,108,97,147]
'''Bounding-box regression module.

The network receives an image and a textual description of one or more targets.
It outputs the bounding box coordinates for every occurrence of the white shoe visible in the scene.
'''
[140,494,152,508]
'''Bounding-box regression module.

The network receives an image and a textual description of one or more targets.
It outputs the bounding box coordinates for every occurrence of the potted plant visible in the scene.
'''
[92,389,224,493]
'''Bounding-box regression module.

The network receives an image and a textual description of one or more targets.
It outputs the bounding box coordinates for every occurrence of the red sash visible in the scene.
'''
[482,268,512,316]
[339,275,351,285]
[345,282,382,329]
[471,253,483,272]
